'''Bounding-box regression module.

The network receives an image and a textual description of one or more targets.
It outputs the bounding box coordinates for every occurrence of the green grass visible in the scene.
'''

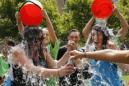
[122,75,129,86]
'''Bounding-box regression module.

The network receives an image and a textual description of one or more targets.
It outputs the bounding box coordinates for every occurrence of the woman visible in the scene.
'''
[7,27,75,86]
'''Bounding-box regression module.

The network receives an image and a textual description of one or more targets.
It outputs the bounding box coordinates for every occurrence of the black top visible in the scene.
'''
[57,46,92,86]
[57,45,67,60]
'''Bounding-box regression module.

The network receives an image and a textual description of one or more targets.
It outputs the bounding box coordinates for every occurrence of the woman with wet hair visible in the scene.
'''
[80,5,129,86]
[76,25,123,86]
[14,4,75,85]
[7,27,75,86]
[91,25,110,49]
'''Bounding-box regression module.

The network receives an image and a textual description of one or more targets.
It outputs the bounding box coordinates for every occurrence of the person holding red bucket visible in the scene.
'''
[79,0,128,86]
[3,1,75,86]
[19,0,43,26]
[91,0,114,28]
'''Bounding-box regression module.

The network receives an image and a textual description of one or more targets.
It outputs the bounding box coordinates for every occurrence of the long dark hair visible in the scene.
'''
[92,26,110,49]
[23,27,44,66]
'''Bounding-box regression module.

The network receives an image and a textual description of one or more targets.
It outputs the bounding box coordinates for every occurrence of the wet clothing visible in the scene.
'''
[57,46,92,86]
[4,45,48,86]
[9,51,48,86]
[90,60,123,86]
[11,64,46,86]
[5,41,60,86]
[88,45,123,86]
[59,65,92,86]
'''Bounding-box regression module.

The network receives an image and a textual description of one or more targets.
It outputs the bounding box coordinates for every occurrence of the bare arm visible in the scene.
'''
[82,17,95,40]
[15,12,24,34]
[43,49,73,69]
[57,40,77,67]
[86,49,129,64]
[114,7,129,39]
[57,51,70,68]
[42,48,57,68]
[71,49,129,64]
[26,64,73,78]
[42,9,57,45]
[43,48,71,68]
[11,46,74,78]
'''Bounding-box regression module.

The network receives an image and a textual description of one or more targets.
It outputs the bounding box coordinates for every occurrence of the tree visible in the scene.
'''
[0,0,24,40]
[0,0,129,46]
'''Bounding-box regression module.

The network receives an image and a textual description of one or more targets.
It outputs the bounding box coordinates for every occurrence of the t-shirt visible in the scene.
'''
[48,39,60,60]
[57,45,67,60]
[0,54,8,77]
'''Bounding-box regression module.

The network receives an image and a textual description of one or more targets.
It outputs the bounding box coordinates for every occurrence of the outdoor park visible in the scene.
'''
[0,0,129,86]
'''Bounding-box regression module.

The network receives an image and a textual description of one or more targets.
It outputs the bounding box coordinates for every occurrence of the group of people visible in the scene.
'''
[0,1,129,86]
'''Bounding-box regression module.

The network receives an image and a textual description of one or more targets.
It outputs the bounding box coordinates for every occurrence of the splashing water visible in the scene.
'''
[66,58,93,86]
[81,28,123,86]
[6,27,123,86]
[7,44,48,86]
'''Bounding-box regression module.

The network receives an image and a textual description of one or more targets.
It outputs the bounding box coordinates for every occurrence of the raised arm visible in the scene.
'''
[114,6,129,39]
[42,9,57,45]
[82,17,95,40]
[15,12,24,34]
[11,46,74,78]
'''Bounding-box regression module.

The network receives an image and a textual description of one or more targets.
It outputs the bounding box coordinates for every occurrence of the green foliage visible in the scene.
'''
[63,0,92,44]
[109,0,129,46]
[0,0,129,46]
[122,75,129,86]
[40,0,92,41]
[39,0,62,34]
[39,0,73,39]
[64,0,91,30]
[116,0,129,45]
[0,0,24,40]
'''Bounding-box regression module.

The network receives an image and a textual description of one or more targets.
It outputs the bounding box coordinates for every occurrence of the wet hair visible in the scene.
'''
[92,26,110,48]
[24,27,43,44]
[23,27,45,66]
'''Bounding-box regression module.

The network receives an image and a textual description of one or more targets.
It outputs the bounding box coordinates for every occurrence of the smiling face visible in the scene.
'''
[42,28,50,45]
[68,31,80,44]
[92,30,103,49]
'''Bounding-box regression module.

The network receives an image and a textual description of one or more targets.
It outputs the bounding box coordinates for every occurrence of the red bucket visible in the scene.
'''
[19,2,43,26]
[91,0,113,19]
